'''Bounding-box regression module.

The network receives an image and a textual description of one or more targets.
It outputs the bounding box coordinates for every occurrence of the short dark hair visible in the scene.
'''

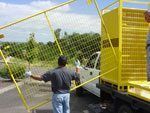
[58,55,67,66]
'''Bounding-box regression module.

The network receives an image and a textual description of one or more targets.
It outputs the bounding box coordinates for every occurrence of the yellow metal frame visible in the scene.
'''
[100,0,150,92]
[44,12,63,55]
[0,0,104,111]
[70,67,117,91]
[118,0,123,90]
[128,81,150,102]
[124,0,150,5]
[0,50,29,110]
[0,0,77,30]
[0,0,76,111]
[1,0,149,111]
[93,0,117,61]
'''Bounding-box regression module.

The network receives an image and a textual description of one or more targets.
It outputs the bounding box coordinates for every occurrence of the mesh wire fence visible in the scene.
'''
[0,0,101,110]
[0,0,150,111]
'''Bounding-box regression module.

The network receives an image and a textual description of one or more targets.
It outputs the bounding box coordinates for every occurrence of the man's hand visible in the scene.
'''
[25,71,32,78]
[74,59,81,68]
[144,10,150,23]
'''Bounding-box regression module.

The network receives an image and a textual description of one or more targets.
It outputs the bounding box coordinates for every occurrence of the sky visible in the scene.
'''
[0,0,149,43]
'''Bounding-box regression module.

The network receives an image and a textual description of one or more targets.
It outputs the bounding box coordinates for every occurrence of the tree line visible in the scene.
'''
[1,29,101,64]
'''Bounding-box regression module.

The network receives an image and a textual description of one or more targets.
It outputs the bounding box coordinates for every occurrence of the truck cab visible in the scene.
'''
[76,51,100,97]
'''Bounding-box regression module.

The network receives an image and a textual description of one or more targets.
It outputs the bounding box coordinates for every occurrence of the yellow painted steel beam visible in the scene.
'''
[118,0,123,90]
[93,0,117,61]
[70,67,117,91]
[124,0,150,5]
[44,12,63,55]
[128,82,150,91]
[29,99,51,111]
[0,34,4,39]
[0,0,76,30]
[0,50,29,110]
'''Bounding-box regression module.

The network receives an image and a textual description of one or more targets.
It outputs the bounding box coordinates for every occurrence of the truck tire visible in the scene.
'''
[75,81,84,96]
[118,105,133,113]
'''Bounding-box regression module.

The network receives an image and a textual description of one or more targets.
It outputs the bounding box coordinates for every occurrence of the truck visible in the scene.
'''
[76,51,101,97]
[76,1,150,113]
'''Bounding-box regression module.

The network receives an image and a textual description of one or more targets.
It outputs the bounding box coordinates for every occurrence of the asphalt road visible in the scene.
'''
[0,82,100,113]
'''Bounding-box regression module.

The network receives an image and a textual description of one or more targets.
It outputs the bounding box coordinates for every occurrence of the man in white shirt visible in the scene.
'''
[144,10,150,81]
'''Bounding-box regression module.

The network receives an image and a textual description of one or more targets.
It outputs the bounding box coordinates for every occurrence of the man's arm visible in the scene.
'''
[30,75,43,81]
[25,71,44,81]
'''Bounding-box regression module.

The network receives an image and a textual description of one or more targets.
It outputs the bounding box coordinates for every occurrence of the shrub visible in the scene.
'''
[0,63,26,79]
[0,67,8,79]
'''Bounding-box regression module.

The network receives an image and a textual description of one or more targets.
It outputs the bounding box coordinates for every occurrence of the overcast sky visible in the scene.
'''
[0,0,149,43]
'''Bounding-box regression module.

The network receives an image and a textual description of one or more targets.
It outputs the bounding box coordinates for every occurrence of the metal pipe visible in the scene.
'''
[124,0,150,5]
[29,99,51,110]
[0,50,29,110]
[44,12,63,55]
[118,0,123,91]
[93,0,117,60]
[0,0,76,30]
[70,67,117,91]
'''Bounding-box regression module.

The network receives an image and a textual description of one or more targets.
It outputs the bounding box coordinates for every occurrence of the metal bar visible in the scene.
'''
[0,0,76,30]
[128,83,150,91]
[70,67,117,91]
[0,50,29,110]
[29,99,51,110]
[101,1,118,13]
[118,0,123,91]
[44,12,63,55]
[93,0,117,60]
[124,0,150,5]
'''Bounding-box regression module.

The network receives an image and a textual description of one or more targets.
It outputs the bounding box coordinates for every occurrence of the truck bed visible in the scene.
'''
[128,81,150,102]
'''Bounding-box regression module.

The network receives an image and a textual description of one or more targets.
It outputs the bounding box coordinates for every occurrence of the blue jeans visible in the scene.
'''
[52,93,70,113]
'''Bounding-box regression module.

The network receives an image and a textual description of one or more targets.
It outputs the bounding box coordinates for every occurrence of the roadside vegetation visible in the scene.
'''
[0,29,101,79]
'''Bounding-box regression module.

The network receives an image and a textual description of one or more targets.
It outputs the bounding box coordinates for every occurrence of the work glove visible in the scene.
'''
[25,71,32,78]
[74,59,80,68]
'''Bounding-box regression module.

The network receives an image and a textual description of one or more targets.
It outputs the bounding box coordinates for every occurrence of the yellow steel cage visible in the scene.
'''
[101,0,150,92]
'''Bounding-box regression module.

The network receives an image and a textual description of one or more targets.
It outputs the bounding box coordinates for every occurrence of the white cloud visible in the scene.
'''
[0,1,70,24]
[0,1,100,42]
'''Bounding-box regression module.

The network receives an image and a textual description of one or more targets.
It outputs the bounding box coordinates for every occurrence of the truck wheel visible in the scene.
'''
[118,105,133,113]
[75,81,84,96]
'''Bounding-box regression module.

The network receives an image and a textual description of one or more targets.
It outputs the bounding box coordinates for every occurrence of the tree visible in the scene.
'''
[25,33,38,69]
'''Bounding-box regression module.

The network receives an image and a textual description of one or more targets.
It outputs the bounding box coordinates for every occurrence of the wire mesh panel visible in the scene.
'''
[101,0,150,91]
[0,0,101,111]
[100,1,119,89]
[122,8,148,82]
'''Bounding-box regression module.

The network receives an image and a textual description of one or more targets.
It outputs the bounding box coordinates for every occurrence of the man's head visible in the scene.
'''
[58,55,67,67]
[144,10,150,23]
